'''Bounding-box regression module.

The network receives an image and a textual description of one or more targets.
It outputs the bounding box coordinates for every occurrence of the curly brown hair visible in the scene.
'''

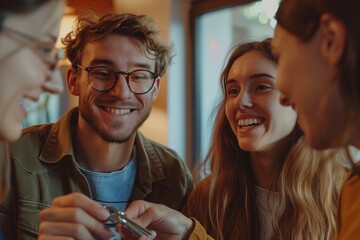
[62,9,174,76]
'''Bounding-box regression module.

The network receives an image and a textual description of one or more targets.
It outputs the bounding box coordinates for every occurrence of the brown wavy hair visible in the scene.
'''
[62,9,174,77]
[194,39,346,240]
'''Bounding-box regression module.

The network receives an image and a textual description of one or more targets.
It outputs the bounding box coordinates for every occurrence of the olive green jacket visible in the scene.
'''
[0,107,193,239]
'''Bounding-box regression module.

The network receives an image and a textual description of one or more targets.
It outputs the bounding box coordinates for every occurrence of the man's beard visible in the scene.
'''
[79,106,151,144]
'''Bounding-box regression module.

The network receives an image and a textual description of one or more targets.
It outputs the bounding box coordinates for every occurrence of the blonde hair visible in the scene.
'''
[274,139,344,240]
[194,39,346,240]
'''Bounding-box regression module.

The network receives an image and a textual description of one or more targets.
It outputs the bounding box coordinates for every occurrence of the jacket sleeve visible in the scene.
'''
[0,188,16,239]
[188,218,214,240]
[337,169,360,239]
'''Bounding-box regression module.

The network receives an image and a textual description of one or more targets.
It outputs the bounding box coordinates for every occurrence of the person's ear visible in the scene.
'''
[319,13,346,66]
[151,77,161,99]
[67,67,80,96]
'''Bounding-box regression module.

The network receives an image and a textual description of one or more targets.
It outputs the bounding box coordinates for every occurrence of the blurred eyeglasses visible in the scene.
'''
[2,25,61,69]
[77,64,159,95]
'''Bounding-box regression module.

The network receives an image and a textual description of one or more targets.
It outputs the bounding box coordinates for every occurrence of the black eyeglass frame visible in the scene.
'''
[77,64,159,95]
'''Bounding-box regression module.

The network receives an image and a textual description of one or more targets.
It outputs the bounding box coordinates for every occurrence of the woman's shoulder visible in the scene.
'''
[183,175,214,235]
[195,176,212,194]
[183,176,212,212]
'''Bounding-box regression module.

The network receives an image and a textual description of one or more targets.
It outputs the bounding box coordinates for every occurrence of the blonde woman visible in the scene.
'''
[272,0,360,238]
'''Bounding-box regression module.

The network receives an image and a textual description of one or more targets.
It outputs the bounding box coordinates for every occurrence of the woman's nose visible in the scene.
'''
[237,91,253,108]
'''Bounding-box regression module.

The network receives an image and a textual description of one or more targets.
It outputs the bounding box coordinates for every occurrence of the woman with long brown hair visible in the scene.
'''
[182,38,345,240]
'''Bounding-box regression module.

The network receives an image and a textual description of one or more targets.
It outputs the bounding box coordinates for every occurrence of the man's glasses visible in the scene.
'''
[77,65,159,95]
[2,25,60,68]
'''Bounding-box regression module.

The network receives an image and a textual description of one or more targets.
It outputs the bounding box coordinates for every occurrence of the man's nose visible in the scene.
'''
[110,74,133,97]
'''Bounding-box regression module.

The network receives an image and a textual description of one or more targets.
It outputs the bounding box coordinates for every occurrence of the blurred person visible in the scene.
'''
[272,0,360,239]
[0,0,64,237]
[1,10,193,240]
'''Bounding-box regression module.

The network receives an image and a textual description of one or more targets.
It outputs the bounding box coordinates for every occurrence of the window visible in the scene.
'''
[189,0,279,168]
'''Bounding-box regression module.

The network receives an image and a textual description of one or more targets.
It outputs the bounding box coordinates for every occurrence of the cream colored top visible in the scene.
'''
[256,186,285,240]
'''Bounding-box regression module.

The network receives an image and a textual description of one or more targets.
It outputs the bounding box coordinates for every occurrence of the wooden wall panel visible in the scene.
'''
[67,0,114,14]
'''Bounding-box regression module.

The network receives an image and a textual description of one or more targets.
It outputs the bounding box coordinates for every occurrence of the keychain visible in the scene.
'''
[104,205,154,239]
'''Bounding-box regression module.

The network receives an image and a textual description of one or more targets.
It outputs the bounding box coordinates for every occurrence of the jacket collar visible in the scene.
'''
[132,132,166,197]
[39,107,166,196]
[39,107,78,163]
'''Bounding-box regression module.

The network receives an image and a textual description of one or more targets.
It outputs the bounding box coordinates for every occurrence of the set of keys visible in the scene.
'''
[104,205,153,239]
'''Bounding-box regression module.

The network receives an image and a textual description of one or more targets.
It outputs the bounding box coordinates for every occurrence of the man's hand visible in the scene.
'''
[118,200,194,240]
[38,193,113,240]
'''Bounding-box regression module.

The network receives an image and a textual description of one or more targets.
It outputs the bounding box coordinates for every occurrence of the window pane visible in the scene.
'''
[194,1,278,166]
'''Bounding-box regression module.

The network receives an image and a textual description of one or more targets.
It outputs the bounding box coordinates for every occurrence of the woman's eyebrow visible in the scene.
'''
[225,79,237,86]
[249,73,275,80]
[225,73,275,85]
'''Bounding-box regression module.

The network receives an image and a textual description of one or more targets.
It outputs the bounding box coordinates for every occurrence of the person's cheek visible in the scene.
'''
[42,68,64,94]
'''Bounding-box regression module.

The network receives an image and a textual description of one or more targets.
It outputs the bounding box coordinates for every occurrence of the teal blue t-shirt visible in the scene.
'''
[79,152,137,240]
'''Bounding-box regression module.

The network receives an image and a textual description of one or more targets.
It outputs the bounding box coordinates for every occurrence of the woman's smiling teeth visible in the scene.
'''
[104,106,131,115]
[237,118,263,128]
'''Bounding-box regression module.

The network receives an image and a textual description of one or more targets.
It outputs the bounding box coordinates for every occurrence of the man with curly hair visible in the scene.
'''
[1,10,193,239]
